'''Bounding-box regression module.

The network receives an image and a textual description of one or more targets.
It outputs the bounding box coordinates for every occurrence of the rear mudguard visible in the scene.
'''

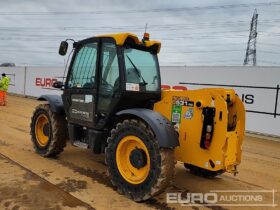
[116,108,179,148]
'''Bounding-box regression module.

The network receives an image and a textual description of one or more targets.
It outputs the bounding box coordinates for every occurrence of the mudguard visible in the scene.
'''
[116,108,179,148]
[38,95,65,114]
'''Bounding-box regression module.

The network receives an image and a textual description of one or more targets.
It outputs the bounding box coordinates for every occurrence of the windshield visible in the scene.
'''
[124,47,160,91]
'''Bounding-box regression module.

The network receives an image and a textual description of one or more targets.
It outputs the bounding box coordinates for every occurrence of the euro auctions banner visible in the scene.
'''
[0,67,65,97]
[25,67,64,97]
[160,66,280,137]
[0,66,279,137]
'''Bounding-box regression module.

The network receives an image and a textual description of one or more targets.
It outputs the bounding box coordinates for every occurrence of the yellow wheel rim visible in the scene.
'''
[116,135,150,185]
[35,114,50,147]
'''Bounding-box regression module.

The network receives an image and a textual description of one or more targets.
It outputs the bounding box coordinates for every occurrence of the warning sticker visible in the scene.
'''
[171,105,182,123]
[126,83,140,91]
[184,108,194,120]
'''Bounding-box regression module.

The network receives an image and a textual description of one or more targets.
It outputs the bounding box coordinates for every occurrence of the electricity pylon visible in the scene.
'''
[243,9,258,66]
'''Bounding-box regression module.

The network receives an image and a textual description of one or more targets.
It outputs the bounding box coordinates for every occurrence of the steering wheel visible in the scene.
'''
[83,76,95,88]
[101,77,113,89]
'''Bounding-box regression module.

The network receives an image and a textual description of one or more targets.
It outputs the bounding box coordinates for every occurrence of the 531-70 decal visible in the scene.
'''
[172,96,194,107]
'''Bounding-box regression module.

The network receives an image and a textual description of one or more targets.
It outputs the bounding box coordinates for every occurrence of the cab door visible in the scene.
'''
[62,38,99,127]
[95,39,121,128]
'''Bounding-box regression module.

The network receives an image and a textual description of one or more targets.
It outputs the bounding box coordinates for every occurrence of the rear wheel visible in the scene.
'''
[30,104,68,157]
[105,119,175,201]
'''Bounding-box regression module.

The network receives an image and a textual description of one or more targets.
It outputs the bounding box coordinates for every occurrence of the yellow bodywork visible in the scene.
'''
[154,88,245,174]
[95,32,161,53]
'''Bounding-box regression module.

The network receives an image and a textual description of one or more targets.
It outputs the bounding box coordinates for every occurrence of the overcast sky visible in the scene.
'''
[0,0,279,66]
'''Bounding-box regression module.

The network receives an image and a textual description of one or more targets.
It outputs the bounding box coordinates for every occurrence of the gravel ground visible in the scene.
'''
[0,95,279,210]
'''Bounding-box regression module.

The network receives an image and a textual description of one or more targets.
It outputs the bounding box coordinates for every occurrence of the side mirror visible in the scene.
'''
[53,81,64,89]
[59,41,68,56]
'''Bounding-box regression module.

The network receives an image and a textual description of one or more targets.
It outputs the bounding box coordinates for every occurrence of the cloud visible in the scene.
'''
[0,0,279,66]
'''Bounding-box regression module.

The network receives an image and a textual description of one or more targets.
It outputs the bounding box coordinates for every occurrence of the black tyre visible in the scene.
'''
[105,119,175,201]
[30,104,68,157]
[184,163,224,178]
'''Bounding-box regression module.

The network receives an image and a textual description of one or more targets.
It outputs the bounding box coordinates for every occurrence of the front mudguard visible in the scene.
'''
[116,108,179,148]
[38,95,65,114]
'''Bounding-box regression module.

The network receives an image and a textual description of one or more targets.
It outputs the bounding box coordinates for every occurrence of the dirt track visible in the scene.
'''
[0,95,279,210]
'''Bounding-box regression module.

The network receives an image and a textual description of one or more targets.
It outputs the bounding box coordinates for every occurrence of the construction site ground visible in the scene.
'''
[0,95,279,210]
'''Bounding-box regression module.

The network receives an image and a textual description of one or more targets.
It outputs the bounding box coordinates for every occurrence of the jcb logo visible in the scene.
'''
[35,77,57,87]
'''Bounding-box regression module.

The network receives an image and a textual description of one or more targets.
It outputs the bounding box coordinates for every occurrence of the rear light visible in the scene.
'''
[206,125,212,133]
[200,107,215,150]
[205,132,212,140]
[204,132,212,149]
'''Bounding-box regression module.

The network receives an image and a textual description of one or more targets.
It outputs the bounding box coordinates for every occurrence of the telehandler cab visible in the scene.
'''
[30,32,245,201]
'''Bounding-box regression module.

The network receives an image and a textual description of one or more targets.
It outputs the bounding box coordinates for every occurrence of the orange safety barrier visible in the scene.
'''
[161,85,171,90]
[0,91,6,106]
[172,85,187,90]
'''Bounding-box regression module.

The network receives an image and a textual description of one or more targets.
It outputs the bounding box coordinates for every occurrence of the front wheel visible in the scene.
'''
[105,119,175,201]
[30,104,68,157]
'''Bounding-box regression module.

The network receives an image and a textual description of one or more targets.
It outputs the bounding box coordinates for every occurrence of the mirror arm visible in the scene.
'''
[52,81,64,89]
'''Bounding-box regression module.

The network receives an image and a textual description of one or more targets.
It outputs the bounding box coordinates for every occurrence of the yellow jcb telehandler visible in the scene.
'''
[30,32,245,201]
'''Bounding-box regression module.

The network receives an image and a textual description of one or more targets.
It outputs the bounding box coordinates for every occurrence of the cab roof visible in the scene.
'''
[95,32,161,53]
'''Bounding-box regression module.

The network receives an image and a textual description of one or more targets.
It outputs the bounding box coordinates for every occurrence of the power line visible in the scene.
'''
[0,50,56,53]
[258,42,280,47]
[0,18,279,30]
[0,30,251,39]
[162,49,244,54]
[258,50,280,54]
[1,31,280,40]
[0,2,279,16]
[258,60,280,65]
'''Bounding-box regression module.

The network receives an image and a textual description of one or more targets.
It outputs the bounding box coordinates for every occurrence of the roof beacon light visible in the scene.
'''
[143,32,150,41]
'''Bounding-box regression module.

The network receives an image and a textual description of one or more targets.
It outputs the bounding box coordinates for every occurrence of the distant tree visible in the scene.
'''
[0,63,16,67]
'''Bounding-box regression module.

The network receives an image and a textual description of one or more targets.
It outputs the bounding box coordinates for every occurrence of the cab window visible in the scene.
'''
[124,48,160,91]
[68,43,97,88]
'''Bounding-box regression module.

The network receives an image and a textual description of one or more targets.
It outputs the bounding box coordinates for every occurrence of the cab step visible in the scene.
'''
[73,141,89,149]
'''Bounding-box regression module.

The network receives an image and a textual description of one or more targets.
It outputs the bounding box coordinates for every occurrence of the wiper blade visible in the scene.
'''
[126,55,147,85]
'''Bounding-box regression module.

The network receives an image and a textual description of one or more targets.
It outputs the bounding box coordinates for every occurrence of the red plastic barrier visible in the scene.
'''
[161,85,171,90]
[172,85,187,90]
